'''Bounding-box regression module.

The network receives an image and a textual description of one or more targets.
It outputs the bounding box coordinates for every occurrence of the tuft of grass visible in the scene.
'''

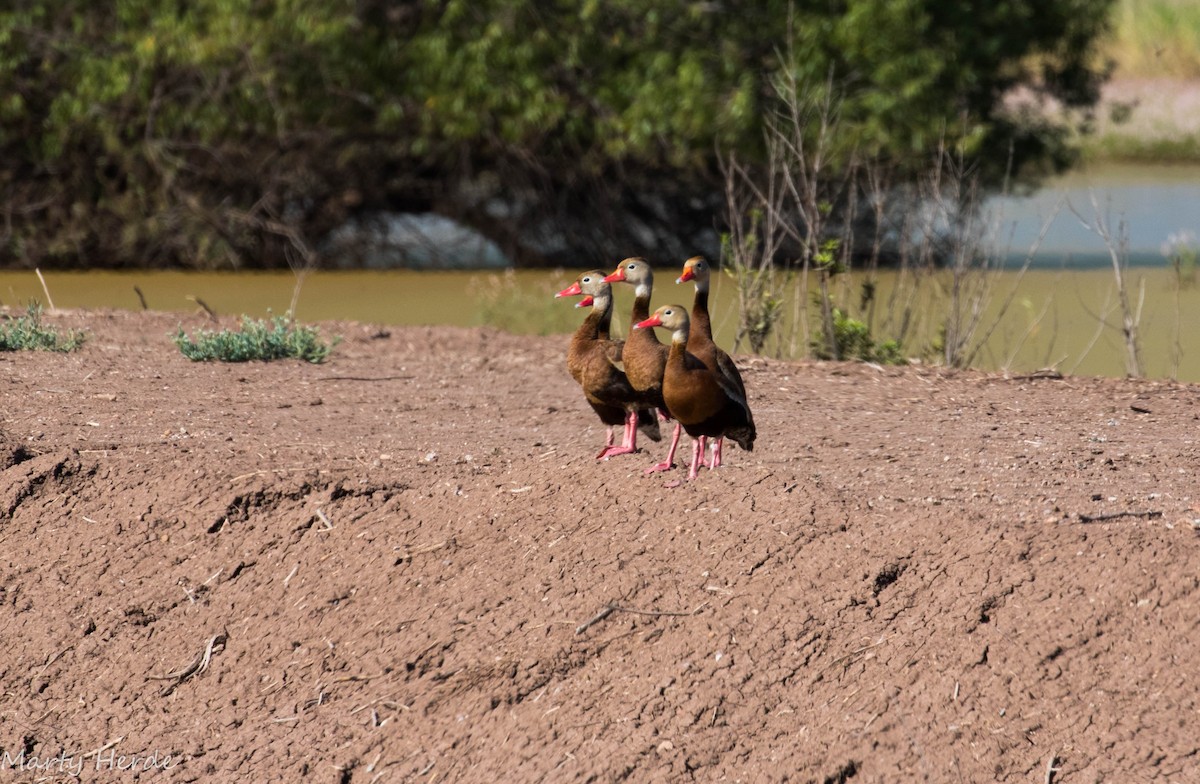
[1107,0,1200,79]
[470,269,579,335]
[173,314,337,363]
[0,303,86,352]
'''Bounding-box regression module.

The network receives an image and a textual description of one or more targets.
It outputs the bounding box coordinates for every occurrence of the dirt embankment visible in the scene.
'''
[2,309,1198,782]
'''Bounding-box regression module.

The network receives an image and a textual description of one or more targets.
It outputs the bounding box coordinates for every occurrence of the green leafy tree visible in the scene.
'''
[0,0,1115,269]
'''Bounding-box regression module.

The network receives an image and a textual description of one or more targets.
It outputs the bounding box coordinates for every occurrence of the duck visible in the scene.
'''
[676,255,754,470]
[635,304,755,480]
[556,271,661,459]
[602,258,682,473]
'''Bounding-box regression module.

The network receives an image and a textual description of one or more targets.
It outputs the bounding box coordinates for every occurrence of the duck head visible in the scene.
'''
[676,255,710,285]
[634,304,690,341]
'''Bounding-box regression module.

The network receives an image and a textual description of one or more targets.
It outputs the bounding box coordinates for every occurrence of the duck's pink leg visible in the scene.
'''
[594,426,617,459]
[644,422,681,473]
[707,437,723,470]
[596,411,638,460]
[688,435,707,480]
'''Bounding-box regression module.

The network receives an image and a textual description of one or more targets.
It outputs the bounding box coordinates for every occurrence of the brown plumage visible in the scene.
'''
[603,257,682,472]
[635,304,755,480]
[676,255,753,468]
[556,271,660,459]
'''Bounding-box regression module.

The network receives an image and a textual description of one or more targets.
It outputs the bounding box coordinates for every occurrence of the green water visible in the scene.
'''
[5,267,1200,382]
[1,269,484,327]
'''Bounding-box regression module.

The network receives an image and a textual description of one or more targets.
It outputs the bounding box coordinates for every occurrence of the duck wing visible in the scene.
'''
[715,350,750,409]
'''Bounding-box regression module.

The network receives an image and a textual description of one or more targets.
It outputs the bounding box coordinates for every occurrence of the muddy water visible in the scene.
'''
[0,269,481,327]
[4,266,1200,382]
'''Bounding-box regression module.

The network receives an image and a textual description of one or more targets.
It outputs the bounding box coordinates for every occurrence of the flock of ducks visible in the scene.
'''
[556,256,756,480]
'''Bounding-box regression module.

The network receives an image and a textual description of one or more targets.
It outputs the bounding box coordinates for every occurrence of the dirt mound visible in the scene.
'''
[2,309,1198,782]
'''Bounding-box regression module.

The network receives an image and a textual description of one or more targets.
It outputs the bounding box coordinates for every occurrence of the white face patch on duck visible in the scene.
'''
[619,261,654,296]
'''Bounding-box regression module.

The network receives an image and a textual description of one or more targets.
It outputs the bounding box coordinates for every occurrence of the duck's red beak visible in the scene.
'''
[676,267,695,284]
[603,269,625,283]
[555,281,583,298]
[634,315,663,330]
[575,296,594,308]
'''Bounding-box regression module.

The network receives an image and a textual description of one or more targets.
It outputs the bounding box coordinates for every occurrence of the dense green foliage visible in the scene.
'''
[1,1,1114,269]
[174,314,337,362]
[0,304,86,351]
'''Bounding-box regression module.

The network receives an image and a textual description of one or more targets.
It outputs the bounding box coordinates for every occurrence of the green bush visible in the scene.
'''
[174,315,337,363]
[814,308,905,365]
[0,303,85,352]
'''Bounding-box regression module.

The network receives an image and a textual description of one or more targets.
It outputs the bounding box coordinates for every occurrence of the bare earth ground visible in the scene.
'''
[1097,78,1200,140]
[2,309,1199,783]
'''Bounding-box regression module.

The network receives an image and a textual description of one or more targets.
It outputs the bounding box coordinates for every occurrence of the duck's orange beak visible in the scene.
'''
[555,281,583,298]
[634,315,663,330]
[676,266,695,284]
[603,268,625,283]
[575,296,594,308]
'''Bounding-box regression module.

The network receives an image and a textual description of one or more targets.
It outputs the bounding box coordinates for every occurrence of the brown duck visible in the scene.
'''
[556,271,661,459]
[676,255,754,469]
[635,304,755,480]
[603,257,682,472]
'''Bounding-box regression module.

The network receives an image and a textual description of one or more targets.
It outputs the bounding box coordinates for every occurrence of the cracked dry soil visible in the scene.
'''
[2,309,1199,782]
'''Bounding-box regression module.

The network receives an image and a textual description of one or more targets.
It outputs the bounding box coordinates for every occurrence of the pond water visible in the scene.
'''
[987,162,1200,266]
[4,264,1200,383]
[2,162,1197,380]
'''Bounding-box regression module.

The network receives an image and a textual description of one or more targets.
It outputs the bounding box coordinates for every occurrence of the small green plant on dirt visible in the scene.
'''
[173,314,337,363]
[812,307,905,365]
[810,237,846,360]
[720,214,789,356]
[741,287,786,355]
[0,303,86,352]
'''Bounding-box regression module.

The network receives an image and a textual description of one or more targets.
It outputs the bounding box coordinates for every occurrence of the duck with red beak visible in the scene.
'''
[555,272,661,459]
[675,255,754,470]
[602,257,682,473]
[635,304,754,480]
